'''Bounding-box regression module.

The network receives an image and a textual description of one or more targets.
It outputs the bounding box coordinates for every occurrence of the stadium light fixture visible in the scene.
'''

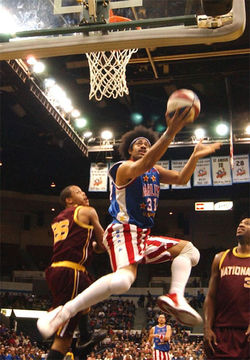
[83,131,93,138]
[33,61,45,74]
[131,112,143,125]
[75,117,87,129]
[245,124,250,135]
[194,128,206,140]
[215,123,229,136]
[101,130,113,140]
[71,109,81,118]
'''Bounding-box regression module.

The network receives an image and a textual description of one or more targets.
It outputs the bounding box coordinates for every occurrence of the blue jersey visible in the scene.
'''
[153,325,170,352]
[109,161,160,228]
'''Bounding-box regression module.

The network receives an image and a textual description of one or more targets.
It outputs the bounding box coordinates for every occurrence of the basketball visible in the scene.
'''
[166,89,201,123]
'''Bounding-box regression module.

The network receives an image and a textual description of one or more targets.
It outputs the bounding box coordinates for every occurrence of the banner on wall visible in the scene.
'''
[193,158,212,187]
[157,160,170,189]
[232,154,250,183]
[211,156,232,186]
[89,163,108,192]
[171,160,191,189]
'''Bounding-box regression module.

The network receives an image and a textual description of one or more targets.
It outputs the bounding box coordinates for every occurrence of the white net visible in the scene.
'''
[86,47,138,101]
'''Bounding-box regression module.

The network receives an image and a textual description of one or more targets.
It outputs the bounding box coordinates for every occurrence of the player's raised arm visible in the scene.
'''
[156,139,221,185]
[116,107,192,186]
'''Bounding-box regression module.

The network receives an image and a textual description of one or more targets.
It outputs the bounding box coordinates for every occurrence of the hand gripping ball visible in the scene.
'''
[166,89,201,123]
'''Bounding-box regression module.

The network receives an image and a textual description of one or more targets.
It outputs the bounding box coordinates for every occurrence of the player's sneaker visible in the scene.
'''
[76,330,107,355]
[157,293,202,327]
[37,305,71,339]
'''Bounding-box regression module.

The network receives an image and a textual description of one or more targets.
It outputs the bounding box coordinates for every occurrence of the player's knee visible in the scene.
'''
[109,269,135,295]
[180,242,200,267]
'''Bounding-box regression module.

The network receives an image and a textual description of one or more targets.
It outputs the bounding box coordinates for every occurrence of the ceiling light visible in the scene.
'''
[26,55,37,66]
[83,131,93,138]
[33,61,45,74]
[47,85,66,107]
[44,78,56,88]
[75,117,87,129]
[131,112,143,125]
[71,109,81,118]
[215,123,229,136]
[194,128,205,140]
[50,182,56,188]
[61,98,73,113]
[155,124,165,132]
[87,137,96,144]
[101,130,113,140]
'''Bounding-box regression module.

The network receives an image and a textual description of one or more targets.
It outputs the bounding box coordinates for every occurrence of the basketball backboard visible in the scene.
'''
[0,0,246,60]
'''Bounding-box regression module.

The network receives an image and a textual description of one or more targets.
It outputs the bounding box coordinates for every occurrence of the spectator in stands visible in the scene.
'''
[146,291,153,308]
[203,217,250,359]
[37,185,106,360]
[196,290,205,309]
[87,351,96,360]
[107,352,115,360]
[137,295,145,308]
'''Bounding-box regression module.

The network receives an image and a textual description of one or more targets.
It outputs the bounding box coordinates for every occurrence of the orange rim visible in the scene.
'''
[109,15,141,30]
[109,15,132,23]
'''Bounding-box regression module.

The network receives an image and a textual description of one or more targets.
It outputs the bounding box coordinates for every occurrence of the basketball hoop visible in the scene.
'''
[86,15,138,101]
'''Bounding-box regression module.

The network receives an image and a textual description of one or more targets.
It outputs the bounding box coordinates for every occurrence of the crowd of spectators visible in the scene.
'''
[0,322,205,360]
[0,293,51,311]
[88,300,136,332]
[83,294,205,359]
[85,327,204,359]
[0,325,46,360]
[0,294,206,359]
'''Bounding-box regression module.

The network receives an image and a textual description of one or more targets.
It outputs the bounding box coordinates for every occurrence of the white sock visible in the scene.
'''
[169,254,192,297]
[63,269,135,317]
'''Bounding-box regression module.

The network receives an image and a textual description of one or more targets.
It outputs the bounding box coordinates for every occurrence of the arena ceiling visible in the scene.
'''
[0,0,249,198]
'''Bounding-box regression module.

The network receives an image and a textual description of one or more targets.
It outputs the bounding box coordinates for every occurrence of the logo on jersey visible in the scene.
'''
[221,266,250,278]
[143,184,160,197]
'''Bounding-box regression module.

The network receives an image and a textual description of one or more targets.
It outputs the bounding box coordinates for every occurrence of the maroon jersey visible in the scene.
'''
[51,206,93,265]
[214,247,250,328]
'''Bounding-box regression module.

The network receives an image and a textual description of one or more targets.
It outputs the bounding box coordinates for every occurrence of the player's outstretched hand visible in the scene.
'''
[165,107,193,136]
[193,139,221,159]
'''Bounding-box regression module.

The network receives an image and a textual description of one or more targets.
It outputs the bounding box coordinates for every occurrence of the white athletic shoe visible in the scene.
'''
[37,305,71,339]
[157,293,203,327]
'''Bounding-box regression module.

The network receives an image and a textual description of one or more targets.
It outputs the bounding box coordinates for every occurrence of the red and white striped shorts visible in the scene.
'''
[103,223,180,272]
[153,349,170,360]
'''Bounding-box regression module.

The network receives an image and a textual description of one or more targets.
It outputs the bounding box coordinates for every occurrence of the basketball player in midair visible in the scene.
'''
[44,185,106,360]
[204,217,250,359]
[149,314,172,360]
[38,107,221,339]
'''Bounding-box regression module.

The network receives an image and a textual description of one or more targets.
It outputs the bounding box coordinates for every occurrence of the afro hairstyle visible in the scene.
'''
[119,125,159,159]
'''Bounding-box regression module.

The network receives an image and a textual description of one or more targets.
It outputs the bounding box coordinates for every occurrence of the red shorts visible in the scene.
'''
[153,349,170,360]
[103,223,180,272]
[205,327,250,359]
[45,265,93,337]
